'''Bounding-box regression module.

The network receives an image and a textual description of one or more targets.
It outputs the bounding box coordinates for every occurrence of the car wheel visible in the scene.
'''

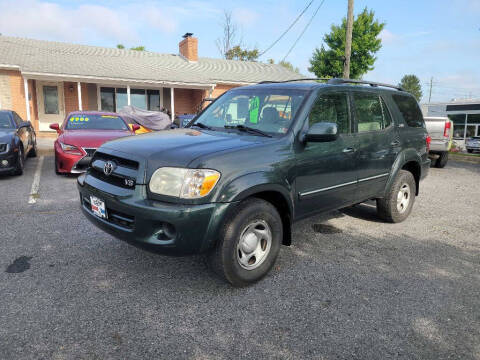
[376,170,416,223]
[435,152,448,168]
[54,154,61,175]
[13,147,24,176]
[28,142,37,158]
[209,198,282,287]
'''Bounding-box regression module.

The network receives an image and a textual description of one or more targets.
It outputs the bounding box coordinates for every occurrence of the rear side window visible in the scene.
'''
[309,92,350,134]
[352,92,392,132]
[392,94,424,128]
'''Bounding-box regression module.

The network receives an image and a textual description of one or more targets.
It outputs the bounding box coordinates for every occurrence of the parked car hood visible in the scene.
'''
[0,130,15,143]
[60,130,132,149]
[101,128,266,168]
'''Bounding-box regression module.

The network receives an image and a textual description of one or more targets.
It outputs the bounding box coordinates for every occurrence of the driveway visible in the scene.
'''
[0,157,479,359]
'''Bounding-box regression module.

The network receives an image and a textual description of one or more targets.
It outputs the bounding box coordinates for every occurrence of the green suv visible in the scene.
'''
[77,79,430,286]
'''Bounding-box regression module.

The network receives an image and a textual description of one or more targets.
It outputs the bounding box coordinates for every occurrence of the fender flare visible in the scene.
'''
[384,149,422,197]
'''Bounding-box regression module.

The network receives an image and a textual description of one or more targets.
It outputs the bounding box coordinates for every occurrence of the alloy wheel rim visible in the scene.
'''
[236,219,272,270]
[396,183,410,213]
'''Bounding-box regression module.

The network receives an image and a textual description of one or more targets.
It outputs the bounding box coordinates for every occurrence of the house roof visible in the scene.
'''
[0,36,301,88]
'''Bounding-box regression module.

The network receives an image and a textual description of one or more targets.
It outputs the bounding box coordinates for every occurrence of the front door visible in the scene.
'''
[36,81,65,131]
[294,90,358,219]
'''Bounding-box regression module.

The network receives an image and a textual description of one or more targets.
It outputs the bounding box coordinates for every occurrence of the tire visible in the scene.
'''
[54,154,61,175]
[467,149,473,153]
[209,198,283,287]
[376,170,416,223]
[435,152,448,168]
[28,142,37,158]
[13,147,24,176]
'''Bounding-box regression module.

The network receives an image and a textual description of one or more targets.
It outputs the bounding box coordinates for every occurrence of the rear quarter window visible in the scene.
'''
[392,94,425,128]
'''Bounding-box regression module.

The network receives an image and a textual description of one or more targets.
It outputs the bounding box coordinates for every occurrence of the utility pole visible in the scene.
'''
[343,0,354,79]
[428,77,433,103]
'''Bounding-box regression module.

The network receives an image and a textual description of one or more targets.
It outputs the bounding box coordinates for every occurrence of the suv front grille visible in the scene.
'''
[88,151,139,189]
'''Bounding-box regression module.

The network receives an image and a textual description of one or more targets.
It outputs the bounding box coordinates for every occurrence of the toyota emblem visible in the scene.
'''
[103,161,116,176]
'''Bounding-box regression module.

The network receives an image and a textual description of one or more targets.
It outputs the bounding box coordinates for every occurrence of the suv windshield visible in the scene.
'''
[65,114,128,130]
[191,89,307,135]
[0,112,15,129]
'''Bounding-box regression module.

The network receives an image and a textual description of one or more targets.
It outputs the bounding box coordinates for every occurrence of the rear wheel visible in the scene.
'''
[377,170,416,223]
[435,152,448,168]
[13,147,24,176]
[28,141,37,158]
[209,198,282,287]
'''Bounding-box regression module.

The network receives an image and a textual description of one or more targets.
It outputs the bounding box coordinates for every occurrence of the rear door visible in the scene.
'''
[294,90,358,219]
[351,91,399,201]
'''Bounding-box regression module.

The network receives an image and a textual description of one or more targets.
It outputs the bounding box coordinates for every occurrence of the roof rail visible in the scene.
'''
[257,77,404,91]
[327,78,404,91]
[258,78,329,84]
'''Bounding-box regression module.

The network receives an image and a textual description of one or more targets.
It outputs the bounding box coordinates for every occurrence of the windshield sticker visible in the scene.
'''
[249,96,259,124]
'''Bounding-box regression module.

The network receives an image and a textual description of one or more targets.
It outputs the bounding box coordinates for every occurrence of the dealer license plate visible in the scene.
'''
[90,196,107,219]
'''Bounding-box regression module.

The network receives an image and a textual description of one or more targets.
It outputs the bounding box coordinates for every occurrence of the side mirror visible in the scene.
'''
[49,123,61,133]
[131,124,141,133]
[305,122,338,142]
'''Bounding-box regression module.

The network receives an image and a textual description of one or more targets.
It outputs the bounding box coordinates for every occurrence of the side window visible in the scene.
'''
[392,94,425,128]
[309,92,349,134]
[353,92,391,132]
[13,113,23,127]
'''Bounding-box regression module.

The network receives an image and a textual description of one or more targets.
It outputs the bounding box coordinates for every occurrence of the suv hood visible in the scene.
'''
[101,128,265,168]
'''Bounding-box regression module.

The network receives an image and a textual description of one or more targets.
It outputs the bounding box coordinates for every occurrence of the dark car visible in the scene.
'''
[77,79,430,286]
[0,110,37,176]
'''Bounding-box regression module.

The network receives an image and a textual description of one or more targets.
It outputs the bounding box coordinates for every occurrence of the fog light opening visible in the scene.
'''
[156,222,176,241]
[1,160,8,167]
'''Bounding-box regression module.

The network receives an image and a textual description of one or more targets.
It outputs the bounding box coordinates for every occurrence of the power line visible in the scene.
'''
[258,0,315,57]
[281,0,327,62]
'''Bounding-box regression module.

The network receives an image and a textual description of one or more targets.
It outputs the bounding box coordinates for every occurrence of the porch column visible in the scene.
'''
[160,88,164,109]
[77,82,82,111]
[464,114,468,141]
[23,77,31,121]
[127,85,131,106]
[170,87,174,122]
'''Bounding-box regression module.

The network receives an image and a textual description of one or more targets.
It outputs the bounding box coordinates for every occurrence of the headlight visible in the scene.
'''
[149,167,220,199]
[59,141,82,154]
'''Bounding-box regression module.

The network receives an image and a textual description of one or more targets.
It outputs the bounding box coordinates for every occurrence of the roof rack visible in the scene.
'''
[258,77,404,91]
[326,78,404,91]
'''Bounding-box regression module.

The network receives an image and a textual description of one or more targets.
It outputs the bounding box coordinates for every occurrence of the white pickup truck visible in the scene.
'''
[424,117,453,168]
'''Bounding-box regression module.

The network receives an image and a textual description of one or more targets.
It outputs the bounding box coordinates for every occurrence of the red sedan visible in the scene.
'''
[50,111,139,174]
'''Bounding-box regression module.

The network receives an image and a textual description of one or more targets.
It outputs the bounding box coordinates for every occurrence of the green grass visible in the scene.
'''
[449,151,480,157]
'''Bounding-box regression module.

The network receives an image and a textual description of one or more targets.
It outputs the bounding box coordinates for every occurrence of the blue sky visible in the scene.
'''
[0,0,479,103]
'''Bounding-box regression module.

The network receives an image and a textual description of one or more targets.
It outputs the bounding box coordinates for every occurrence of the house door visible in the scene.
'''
[36,81,65,131]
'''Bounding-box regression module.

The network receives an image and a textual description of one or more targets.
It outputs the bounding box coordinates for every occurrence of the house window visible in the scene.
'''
[100,87,115,112]
[131,89,147,110]
[43,86,59,114]
[147,90,160,111]
[116,88,128,111]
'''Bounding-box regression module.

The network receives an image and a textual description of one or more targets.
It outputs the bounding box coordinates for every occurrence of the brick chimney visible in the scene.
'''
[179,33,198,62]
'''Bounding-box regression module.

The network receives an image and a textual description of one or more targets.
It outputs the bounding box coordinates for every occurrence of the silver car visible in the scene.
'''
[466,136,480,153]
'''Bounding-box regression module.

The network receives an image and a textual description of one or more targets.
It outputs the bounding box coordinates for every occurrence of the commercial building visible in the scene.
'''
[0,34,299,132]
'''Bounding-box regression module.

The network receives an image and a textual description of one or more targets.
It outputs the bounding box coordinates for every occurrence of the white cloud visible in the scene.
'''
[0,0,137,42]
[379,29,397,44]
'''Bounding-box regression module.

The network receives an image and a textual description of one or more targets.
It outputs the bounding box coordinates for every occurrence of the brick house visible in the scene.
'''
[0,34,299,132]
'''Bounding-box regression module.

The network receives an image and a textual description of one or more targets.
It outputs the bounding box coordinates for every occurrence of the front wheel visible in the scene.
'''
[13,147,24,176]
[377,170,416,223]
[209,198,282,287]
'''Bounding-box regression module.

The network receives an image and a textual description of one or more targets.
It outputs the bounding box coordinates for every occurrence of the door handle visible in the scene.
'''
[391,140,400,146]
[343,147,355,153]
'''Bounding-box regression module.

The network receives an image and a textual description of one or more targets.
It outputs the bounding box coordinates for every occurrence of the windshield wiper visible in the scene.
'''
[191,122,214,130]
[224,125,272,138]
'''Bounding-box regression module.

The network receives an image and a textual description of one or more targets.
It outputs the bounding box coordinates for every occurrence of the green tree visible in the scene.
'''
[116,44,145,51]
[225,45,259,61]
[399,74,423,101]
[308,8,384,79]
[279,60,300,74]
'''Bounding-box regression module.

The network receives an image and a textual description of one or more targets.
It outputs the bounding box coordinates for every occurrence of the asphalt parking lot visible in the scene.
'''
[0,156,479,360]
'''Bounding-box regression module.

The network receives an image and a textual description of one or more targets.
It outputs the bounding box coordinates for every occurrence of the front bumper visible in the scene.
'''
[77,176,236,256]
[0,151,18,174]
[55,143,91,173]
